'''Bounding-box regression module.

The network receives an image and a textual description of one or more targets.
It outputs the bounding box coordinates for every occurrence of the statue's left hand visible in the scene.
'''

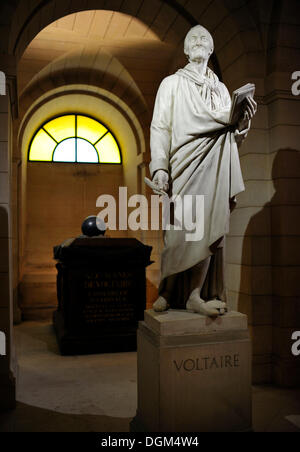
[238,96,257,132]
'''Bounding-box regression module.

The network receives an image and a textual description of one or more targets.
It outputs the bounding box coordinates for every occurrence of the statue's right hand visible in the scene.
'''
[153,170,169,194]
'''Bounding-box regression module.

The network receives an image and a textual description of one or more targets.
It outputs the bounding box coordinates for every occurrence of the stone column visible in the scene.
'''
[263,0,300,386]
[0,55,17,410]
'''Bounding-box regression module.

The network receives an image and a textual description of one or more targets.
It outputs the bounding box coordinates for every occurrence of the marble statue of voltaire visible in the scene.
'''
[149,25,257,317]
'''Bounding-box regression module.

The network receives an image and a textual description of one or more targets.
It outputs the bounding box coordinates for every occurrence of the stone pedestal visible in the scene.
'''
[131,309,252,432]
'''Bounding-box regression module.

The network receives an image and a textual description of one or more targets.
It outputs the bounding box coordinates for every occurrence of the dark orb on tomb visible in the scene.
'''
[81,216,106,237]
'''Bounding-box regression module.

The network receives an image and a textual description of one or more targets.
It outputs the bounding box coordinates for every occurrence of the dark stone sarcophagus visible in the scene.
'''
[53,237,152,355]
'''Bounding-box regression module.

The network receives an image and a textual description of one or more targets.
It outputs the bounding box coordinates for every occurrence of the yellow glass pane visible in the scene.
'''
[29,129,57,161]
[44,115,75,142]
[77,115,107,144]
[96,133,121,163]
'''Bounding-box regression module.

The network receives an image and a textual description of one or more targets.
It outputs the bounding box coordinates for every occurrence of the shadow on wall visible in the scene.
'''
[239,149,300,385]
[146,278,158,310]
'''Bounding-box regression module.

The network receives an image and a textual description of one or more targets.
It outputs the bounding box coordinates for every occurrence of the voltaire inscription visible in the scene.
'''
[173,354,240,372]
[81,270,135,324]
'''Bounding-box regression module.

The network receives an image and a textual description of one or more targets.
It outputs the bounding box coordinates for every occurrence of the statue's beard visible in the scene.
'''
[189,47,209,63]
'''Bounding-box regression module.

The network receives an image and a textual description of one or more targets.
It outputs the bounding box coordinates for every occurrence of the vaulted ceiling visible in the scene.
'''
[17,8,190,112]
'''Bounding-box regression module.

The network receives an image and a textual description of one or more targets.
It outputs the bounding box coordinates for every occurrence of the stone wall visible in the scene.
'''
[0,0,300,412]
[0,59,16,410]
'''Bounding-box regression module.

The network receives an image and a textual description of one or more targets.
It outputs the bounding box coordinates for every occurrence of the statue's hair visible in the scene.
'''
[184,25,214,57]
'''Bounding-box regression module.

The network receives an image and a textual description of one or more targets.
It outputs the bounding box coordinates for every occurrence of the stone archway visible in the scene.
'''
[2,0,300,413]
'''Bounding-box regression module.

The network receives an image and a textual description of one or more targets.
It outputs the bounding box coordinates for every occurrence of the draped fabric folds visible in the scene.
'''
[149,64,246,306]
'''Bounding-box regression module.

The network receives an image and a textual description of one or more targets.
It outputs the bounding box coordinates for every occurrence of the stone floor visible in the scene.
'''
[0,321,300,432]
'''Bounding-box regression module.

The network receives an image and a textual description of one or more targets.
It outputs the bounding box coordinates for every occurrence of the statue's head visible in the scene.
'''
[184,25,214,63]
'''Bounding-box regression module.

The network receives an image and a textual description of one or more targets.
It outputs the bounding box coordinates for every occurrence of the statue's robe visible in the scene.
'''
[149,63,247,308]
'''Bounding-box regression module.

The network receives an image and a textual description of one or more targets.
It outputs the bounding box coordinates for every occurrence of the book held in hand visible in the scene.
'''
[229,83,255,125]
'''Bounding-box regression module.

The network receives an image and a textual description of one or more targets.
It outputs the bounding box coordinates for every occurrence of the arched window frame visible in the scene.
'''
[28,113,122,165]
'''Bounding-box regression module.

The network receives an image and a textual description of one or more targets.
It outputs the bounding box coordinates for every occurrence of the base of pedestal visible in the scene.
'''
[132,309,252,432]
[53,310,137,355]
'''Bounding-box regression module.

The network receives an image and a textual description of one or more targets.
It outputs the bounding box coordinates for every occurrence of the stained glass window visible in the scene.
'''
[28,114,122,164]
